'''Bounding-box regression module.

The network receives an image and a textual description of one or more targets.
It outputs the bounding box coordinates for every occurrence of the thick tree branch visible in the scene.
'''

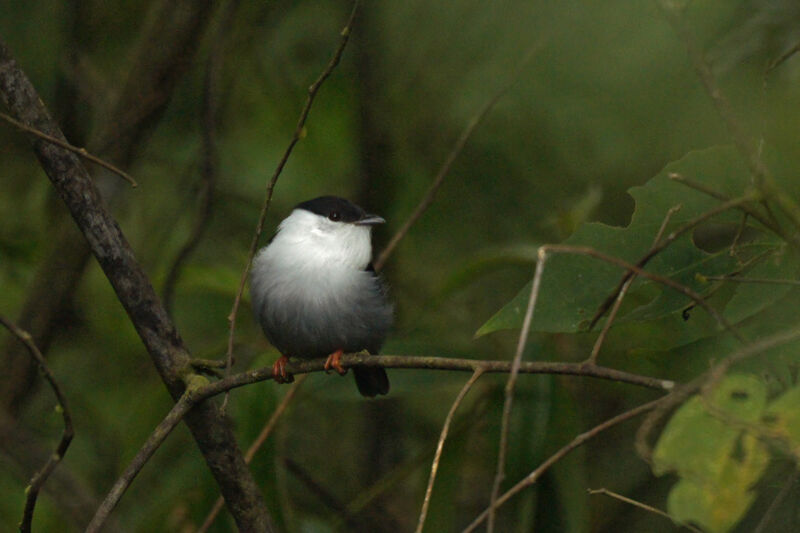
[0,0,217,415]
[0,39,274,532]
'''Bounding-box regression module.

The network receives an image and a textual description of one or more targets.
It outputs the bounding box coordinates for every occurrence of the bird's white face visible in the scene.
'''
[272,208,374,270]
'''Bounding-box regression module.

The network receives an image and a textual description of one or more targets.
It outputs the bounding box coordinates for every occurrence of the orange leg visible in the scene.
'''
[272,355,294,383]
[324,349,347,375]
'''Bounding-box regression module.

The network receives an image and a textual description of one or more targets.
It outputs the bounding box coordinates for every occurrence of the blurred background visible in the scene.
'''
[1,0,799,531]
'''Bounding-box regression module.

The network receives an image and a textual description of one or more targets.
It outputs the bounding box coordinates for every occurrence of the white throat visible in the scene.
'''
[262,209,373,271]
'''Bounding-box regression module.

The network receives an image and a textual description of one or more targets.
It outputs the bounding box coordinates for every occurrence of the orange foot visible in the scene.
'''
[272,355,294,384]
[324,349,347,375]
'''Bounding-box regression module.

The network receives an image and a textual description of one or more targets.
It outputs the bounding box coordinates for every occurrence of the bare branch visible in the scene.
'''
[416,369,484,533]
[0,0,218,416]
[488,248,548,532]
[0,111,137,187]
[0,314,73,533]
[590,193,759,330]
[548,245,747,344]
[699,275,800,287]
[463,398,665,532]
[86,354,672,529]
[668,172,800,249]
[636,325,800,461]
[86,392,194,532]
[209,353,675,395]
[586,204,682,365]
[766,41,800,74]
[0,37,274,532]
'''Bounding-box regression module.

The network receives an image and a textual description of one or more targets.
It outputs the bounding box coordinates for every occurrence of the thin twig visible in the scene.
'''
[548,244,747,344]
[585,205,682,365]
[373,39,544,271]
[590,193,759,330]
[416,369,484,533]
[667,173,796,247]
[463,398,665,532]
[222,0,360,398]
[197,375,307,533]
[766,41,800,74]
[636,324,800,461]
[0,111,137,187]
[86,392,195,533]
[588,488,703,533]
[89,353,672,528]
[162,0,239,316]
[699,275,800,286]
[208,353,675,393]
[488,249,548,532]
[0,314,74,533]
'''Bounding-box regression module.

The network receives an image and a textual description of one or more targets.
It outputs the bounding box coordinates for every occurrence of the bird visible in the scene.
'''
[250,195,393,397]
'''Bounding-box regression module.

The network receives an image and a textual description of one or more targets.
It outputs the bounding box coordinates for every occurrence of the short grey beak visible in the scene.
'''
[355,214,385,226]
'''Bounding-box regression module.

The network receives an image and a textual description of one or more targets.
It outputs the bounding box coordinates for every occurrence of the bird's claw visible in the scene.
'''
[272,355,295,384]
[324,349,347,375]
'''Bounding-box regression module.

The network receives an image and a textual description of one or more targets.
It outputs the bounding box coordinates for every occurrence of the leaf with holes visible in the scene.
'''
[477,146,784,337]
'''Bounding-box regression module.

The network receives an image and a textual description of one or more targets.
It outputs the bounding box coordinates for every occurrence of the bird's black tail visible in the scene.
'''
[353,367,390,397]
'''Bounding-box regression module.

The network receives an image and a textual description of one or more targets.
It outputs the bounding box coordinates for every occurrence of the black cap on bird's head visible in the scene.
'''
[296,196,385,226]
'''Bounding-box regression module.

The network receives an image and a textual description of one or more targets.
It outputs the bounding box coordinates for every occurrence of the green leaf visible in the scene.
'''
[477,146,779,337]
[666,434,768,533]
[653,375,770,533]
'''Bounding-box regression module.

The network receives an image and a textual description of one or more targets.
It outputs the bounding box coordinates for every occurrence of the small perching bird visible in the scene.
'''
[250,196,393,396]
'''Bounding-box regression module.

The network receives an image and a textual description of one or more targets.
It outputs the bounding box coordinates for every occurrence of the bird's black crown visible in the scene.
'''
[295,196,366,223]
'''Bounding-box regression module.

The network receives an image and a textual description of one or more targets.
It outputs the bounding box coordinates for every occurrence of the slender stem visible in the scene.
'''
[416,369,484,533]
[586,205,681,365]
[0,315,74,533]
[588,488,702,533]
[463,398,664,533]
[590,194,758,329]
[86,394,194,532]
[700,275,800,286]
[488,250,548,532]
[0,111,138,187]
[549,244,747,344]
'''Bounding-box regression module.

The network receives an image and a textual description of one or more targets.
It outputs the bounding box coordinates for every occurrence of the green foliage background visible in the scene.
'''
[1,1,799,532]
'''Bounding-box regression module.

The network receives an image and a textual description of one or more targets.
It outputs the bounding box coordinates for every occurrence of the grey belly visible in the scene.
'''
[257,283,392,359]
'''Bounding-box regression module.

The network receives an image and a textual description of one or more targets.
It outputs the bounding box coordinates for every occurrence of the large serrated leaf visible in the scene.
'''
[477,146,781,336]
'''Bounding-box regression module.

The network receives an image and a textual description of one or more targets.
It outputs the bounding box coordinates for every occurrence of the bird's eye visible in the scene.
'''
[328,211,341,221]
